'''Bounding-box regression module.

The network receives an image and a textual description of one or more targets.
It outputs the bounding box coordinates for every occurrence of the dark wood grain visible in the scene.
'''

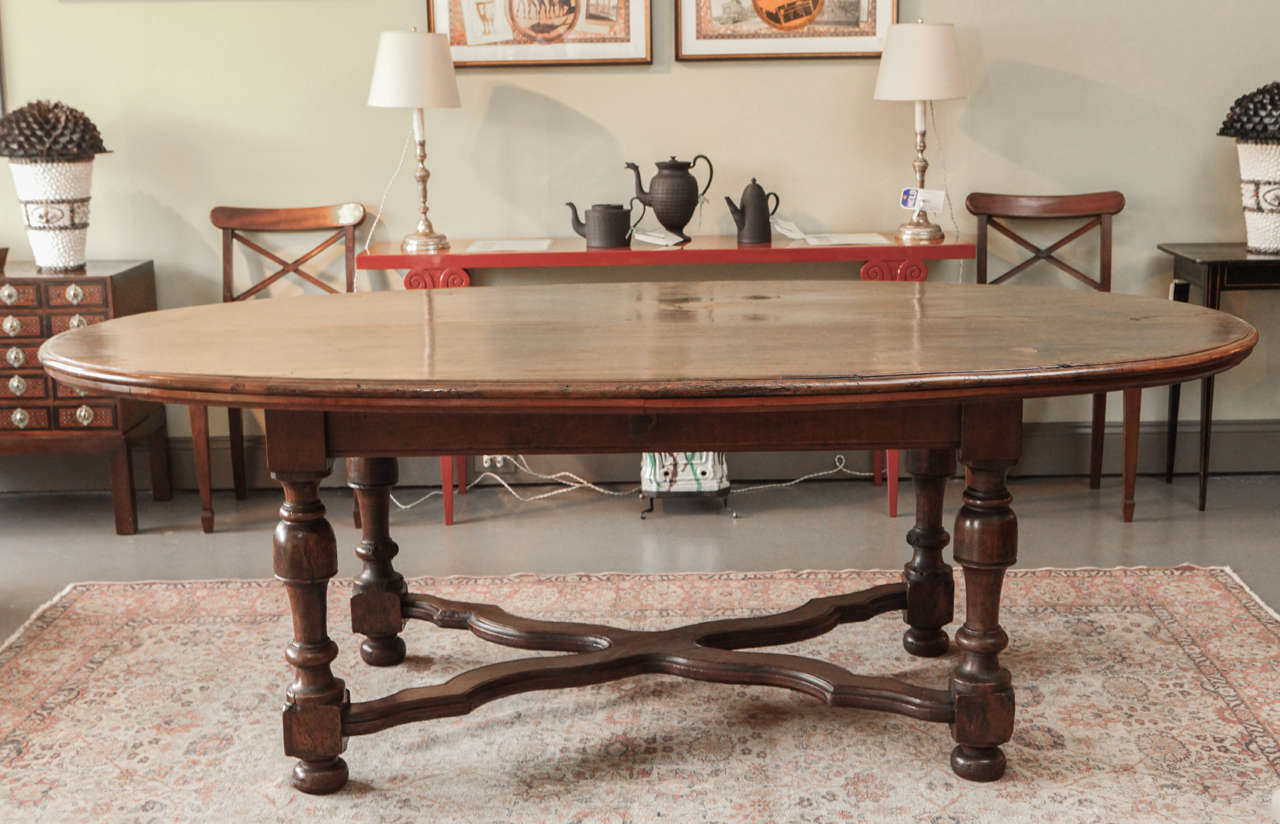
[0,260,168,534]
[36,278,1260,793]
[37,282,1257,410]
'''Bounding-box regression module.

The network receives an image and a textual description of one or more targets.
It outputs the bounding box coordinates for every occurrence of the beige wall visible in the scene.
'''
[2,0,1276,439]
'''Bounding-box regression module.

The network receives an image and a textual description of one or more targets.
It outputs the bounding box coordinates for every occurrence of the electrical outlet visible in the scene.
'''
[480,455,516,475]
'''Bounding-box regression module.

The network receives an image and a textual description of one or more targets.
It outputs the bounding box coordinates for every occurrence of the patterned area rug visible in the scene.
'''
[1,567,1278,823]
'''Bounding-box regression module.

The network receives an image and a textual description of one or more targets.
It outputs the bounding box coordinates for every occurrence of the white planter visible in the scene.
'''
[641,452,730,495]
[1236,140,1280,253]
[8,159,94,272]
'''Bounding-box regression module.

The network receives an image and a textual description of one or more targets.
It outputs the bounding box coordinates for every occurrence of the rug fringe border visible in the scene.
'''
[1219,566,1280,621]
[0,581,79,657]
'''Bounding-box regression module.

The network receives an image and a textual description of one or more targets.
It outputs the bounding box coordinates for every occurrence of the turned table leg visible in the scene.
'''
[275,469,348,794]
[349,457,407,666]
[950,401,1020,781]
[268,410,347,794]
[902,448,956,657]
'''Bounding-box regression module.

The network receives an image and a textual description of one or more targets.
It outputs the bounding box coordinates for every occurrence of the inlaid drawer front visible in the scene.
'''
[44,281,106,308]
[0,406,50,431]
[0,283,39,308]
[2,313,40,338]
[53,379,101,400]
[56,403,115,430]
[4,344,41,370]
[48,312,106,335]
[6,373,49,400]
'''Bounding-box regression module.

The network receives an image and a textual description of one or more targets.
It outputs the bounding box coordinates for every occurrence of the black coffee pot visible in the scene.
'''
[625,155,713,242]
[725,178,780,245]
[566,199,645,248]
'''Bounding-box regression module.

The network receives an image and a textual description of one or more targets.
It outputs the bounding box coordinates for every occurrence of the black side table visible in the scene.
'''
[1157,242,1279,509]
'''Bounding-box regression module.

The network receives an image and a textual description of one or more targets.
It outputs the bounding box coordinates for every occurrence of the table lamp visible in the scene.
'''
[368,30,461,253]
[874,21,965,243]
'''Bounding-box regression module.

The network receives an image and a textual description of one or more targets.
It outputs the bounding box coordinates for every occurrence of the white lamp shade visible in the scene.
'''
[873,23,965,102]
[368,31,461,109]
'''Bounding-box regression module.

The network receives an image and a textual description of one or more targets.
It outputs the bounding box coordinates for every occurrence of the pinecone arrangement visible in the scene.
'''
[0,100,108,162]
[1218,82,1280,143]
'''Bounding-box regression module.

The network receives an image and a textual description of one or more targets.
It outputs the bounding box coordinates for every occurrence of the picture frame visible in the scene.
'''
[676,0,896,61]
[428,0,651,68]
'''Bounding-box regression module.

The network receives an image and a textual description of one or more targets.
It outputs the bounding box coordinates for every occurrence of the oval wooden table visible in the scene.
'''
[39,281,1258,794]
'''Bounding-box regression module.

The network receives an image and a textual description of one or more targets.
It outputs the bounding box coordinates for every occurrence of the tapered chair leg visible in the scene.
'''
[109,439,138,536]
[440,456,454,526]
[189,405,214,533]
[1121,388,1140,522]
[886,449,900,517]
[148,421,173,502]
[1088,392,1106,489]
[228,407,248,500]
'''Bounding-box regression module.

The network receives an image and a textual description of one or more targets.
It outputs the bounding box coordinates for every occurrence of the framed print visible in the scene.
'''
[429,0,651,67]
[676,0,896,61]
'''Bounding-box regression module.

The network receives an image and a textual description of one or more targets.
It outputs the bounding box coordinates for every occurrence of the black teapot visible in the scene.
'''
[566,199,645,248]
[624,155,713,242]
[725,179,780,245]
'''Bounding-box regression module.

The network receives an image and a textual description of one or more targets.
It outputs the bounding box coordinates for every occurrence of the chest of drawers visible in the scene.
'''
[0,260,171,533]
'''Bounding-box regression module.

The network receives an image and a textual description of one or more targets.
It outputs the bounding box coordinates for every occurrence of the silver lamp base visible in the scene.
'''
[402,231,450,254]
[896,215,944,244]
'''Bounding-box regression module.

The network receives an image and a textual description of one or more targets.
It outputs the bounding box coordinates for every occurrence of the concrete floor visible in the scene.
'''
[1,474,1277,641]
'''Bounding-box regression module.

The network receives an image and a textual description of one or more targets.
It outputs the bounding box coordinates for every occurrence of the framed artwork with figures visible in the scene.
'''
[677,0,896,61]
[428,0,651,67]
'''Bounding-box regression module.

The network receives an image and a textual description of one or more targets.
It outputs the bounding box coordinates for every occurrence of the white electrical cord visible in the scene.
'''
[388,454,874,511]
[733,454,872,494]
[359,127,416,261]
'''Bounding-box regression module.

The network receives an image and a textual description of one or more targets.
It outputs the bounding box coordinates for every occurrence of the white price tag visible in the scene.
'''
[771,217,808,240]
[900,188,947,213]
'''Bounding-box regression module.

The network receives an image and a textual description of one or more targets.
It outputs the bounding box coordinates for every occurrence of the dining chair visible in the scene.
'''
[192,203,366,532]
[965,190,1141,521]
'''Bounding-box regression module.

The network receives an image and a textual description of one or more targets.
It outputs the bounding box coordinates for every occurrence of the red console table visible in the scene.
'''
[358,233,977,523]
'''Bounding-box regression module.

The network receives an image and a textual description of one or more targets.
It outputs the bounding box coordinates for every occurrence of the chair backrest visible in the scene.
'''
[210,202,367,302]
[965,191,1125,291]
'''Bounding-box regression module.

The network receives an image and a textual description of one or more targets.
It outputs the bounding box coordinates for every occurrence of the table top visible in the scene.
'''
[39,281,1257,412]
[1157,243,1280,265]
[358,234,976,270]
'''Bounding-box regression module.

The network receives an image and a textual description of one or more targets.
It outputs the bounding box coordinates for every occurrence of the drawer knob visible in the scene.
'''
[69,313,87,330]
[7,375,26,397]
[2,315,19,336]
[5,346,23,368]
[75,404,95,427]
[0,285,16,306]
[75,387,88,397]
[65,283,85,305]
[11,408,29,429]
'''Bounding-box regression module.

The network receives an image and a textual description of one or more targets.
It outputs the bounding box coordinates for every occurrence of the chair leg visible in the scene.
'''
[1122,388,1140,522]
[1088,393,1106,489]
[228,407,248,500]
[872,450,884,486]
[109,439,138,535]
[148,421,173,502]
[886,449,900,517]
[454,455,467,495]
[189,405,214,533]
[439,456,454,526]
